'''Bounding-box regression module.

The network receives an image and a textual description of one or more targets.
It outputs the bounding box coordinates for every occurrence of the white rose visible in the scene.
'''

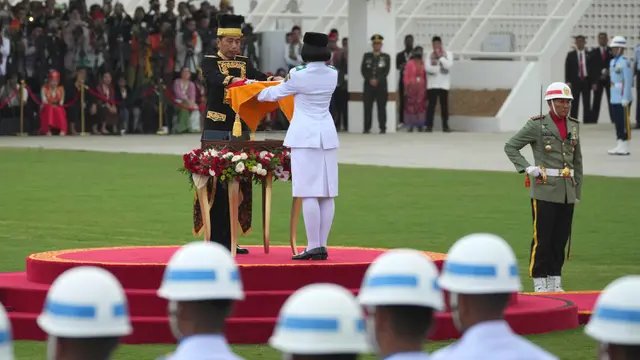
[231,155,242,162]
[260,169,268,176]
[256,163,263,170]
[235,162,245,173]
[223,152,234,159]
[209,168,217,177]
[259,151,268,159]
[249,166,258,173]
[240,153,248,160]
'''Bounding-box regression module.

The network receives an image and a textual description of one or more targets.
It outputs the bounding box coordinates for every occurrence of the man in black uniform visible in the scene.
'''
[361,34,391,134]
[195,13,278,254]
[395,35,414,128]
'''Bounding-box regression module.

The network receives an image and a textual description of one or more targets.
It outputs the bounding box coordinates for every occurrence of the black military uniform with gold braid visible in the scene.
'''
[195,14,273,254]
[361,34,391,134]
[201,15,274,133]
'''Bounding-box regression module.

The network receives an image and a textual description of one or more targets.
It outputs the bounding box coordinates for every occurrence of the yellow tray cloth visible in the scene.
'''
[225,81,294,137]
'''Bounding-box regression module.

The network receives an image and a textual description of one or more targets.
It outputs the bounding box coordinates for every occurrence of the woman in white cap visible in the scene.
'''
[269,283,369,359]
[585,275,640,360]
[0,302,14,360]
[37,266,132,360]
[257,32,339,261]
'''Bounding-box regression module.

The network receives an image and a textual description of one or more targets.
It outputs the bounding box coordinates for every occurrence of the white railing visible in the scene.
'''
[244,0,594,60]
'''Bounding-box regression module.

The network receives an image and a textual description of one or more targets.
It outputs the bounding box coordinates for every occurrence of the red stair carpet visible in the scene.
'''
[0,245,587,344]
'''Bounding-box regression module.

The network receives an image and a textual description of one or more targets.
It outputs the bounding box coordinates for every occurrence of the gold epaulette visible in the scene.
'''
[567,116,579,123]
[530,114,545,121]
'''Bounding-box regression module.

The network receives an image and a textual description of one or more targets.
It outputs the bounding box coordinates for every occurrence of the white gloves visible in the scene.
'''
[575,199,580,204]
[526,166,541,177]
[622,99,630,107]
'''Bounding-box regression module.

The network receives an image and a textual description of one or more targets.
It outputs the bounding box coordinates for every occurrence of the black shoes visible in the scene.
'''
[292,247,328,260]
[236,246,249,255]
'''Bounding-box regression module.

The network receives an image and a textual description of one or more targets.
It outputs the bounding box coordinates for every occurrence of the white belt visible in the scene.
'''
[545,168,574,177]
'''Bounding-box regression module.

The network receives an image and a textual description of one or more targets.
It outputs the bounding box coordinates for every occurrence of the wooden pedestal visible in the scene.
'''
[200,139,299,256]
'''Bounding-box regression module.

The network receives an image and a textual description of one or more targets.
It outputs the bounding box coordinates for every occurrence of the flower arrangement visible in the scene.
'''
[180,147,292,186]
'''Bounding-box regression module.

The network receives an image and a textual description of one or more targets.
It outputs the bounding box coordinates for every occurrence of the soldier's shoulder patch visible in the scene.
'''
[530,114,545,121]
[568,116,579,123]
[294,65,307,72]
[326,65,336,71]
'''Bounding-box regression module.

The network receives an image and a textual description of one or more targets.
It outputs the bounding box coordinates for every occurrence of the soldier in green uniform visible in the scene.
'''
[360,34,391,134]
[504,82,583,293]
[196,13,278,254]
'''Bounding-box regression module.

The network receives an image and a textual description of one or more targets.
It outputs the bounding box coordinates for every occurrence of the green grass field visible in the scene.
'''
[1,148,638,359]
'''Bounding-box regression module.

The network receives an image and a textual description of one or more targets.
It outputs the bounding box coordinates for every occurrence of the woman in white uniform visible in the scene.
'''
[257,32,339,261]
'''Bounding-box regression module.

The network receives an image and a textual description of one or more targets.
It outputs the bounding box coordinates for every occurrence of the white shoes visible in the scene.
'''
[608,140,631,155]
[533,278,548,292]
[533,276,564,292]
[547,276,564,292]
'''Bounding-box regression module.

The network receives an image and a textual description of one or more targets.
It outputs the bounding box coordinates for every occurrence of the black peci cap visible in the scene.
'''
[216,13,244,37]
[303,32,328,47]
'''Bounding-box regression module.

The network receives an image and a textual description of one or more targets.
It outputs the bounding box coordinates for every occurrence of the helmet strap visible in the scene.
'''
[598,343,610,360]
[46,336,57,360]
[168,301,184,340]
[449,293,464,333]
[365,306,381,356]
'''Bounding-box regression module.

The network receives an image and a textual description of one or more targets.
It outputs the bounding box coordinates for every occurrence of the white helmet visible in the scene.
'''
[37,266,132,338]
[358,249,444,311]
[438,233,522,294]
[0,302,14,360]
[269,283,369,355]
[610,36,627,48]
[585,275,640,345]
[544,82,573,101]
[157,241,244,301]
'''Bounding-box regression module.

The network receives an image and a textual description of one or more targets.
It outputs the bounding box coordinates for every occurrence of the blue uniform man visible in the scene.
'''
[608,36,633,156]
[635,42,640,129]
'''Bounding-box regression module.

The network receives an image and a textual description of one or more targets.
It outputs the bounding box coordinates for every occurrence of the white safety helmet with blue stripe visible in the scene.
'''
[0,302,14,360]
[37,266,132,337]
[438,233,522,294]
[585,275,640,345]
[358,249,444,311]
[269,283,369,355]
[157,241,244,301]
[610,36,627,49]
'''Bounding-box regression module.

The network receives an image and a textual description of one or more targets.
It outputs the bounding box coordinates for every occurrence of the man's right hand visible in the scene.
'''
[526,166,541,177]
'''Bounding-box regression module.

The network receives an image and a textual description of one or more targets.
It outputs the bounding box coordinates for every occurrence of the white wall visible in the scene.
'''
[450,61,527,90]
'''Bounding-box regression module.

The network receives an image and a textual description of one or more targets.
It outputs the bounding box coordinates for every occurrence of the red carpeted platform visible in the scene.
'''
[524,291,600,324]
[0,245,590,344]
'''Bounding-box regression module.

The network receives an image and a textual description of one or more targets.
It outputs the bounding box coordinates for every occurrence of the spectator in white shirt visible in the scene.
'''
[0,32,10,76]
[425,36,453,132]
[175,17,203,75]
[284,25,303,70]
